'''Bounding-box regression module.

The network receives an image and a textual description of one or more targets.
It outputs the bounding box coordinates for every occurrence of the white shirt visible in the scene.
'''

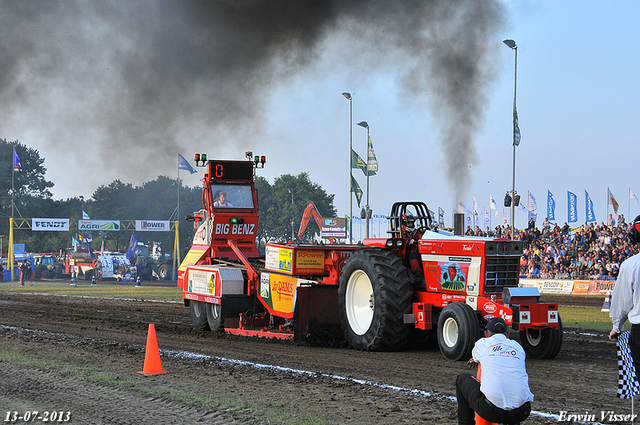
[472,333,534,410]
[610,252,640,332]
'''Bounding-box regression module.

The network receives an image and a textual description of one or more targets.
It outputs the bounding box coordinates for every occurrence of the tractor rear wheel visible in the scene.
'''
[206,302,224,332]
[520,315,563,359]
[338,248,413,351]
[158,264,170,280]
[190,300,210,331]
[437,302,480,361]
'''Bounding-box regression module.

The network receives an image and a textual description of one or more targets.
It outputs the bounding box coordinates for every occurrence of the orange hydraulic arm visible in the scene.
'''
[297,202,323,240]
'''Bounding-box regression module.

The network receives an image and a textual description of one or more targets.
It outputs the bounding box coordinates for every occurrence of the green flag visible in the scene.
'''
[351,175,363,207]
[367,136,378,175]
[513,108,521,146]
[351,149,367,175]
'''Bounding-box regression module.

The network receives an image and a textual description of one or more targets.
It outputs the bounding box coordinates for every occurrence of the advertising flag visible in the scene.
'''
[178,154,197,174]
[489,193,498,217]
[503,209,508,226]
[547,190,556,221]
[585,191,596,222]
[367,137,378,176]
[513,108,521,146]
[568,191,578,223]
[631,188,640,204]
[528,191,538,221]
[82,210,90,220]
[484,208,489,230]
[350,149,367,175]
[473,196,479,226]
[12,147,21,172]
[351,176,363,207]
[126,233,138,262]
[608,187,619,214]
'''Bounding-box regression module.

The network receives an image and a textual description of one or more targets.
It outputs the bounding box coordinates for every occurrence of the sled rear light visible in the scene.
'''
[194,153,207,166]
[253,155,267,168]
[231,217,244,224]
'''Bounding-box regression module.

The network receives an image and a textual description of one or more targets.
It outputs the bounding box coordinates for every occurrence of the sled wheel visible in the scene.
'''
[190,300,210,331]
[338,248,413,351]
[437,302,480,361]
[206,302,224,332]
[520,314,563,359]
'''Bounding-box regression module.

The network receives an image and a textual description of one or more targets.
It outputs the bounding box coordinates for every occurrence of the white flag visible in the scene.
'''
[489,193,498,217]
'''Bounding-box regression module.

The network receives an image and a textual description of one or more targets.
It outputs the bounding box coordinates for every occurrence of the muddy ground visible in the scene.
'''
[0,290,631,424]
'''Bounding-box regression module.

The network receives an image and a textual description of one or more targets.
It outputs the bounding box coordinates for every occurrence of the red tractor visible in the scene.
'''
[178,155,562,361]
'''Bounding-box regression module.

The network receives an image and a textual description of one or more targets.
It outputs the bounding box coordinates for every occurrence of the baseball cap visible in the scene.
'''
[486,317,507,334]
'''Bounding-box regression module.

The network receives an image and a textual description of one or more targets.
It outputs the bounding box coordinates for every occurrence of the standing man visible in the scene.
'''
[609,216,640,372]
[455,317,534,425]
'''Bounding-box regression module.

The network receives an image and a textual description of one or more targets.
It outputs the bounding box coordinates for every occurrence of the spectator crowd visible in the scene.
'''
[465,213,639,280]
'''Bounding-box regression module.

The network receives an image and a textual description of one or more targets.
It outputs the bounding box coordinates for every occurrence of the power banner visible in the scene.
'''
[32,218,70,231]
[135,220,171,231]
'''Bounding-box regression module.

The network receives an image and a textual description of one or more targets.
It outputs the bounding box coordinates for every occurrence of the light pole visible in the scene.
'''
[357,121,370,238]
[504,38,518,239]
[342,92,353,244]
[288,189,294,242]
[79,195,84,218]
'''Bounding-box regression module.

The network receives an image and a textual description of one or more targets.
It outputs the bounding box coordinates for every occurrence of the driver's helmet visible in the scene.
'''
[402,214,416,229]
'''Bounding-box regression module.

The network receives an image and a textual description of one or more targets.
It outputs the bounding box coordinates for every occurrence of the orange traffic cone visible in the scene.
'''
[138,324,168,375]
[475,364,498,425]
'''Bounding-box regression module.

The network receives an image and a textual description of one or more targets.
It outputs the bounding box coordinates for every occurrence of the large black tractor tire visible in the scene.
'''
[190,300,210,331]
[520,315,563,359]
[206,302,224,332]
[437,302,480,361]
[338,248,413,351]
[157,264,170,280]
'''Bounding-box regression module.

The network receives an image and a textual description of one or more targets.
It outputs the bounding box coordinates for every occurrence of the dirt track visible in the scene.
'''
[0,290,632,424]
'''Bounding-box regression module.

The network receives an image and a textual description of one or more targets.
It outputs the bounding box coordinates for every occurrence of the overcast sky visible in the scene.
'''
[2,1,639,234]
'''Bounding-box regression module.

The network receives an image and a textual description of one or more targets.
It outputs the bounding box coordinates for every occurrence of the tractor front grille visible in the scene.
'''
[484,256,520,294]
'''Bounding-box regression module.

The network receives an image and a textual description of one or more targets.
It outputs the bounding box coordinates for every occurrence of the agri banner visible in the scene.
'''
[519,278,573,294]
[32,218,69,231]
[135,220,171,232]
[78,220,121,231]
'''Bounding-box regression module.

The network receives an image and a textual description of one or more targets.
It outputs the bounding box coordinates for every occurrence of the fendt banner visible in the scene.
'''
[32,218,70,231]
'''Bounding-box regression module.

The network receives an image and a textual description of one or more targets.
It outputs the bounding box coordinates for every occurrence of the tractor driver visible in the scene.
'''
[402,214,424,284]
[213,191,233,207]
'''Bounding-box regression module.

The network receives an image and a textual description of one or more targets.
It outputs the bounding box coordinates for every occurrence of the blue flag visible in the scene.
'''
[178,154,197,174]
[126,233,138,262]
[527,191,538,222]
[585,191,596,222]
[547,190,556,221]
[12,147,21,171]
[568,191,578,223]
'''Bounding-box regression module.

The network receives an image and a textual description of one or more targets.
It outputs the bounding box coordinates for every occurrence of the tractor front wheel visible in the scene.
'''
[338,248,413,351]
[520,315,563,359]
[190,300,210,331]
[437,302,480,361]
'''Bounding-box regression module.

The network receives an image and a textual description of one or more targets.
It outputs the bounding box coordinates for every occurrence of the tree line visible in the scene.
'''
[1,139,336,258]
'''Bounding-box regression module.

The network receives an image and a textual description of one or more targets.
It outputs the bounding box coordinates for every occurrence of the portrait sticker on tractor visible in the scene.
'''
[259,272,297,319]
[439,260,470,292]
[187,269,218,296]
